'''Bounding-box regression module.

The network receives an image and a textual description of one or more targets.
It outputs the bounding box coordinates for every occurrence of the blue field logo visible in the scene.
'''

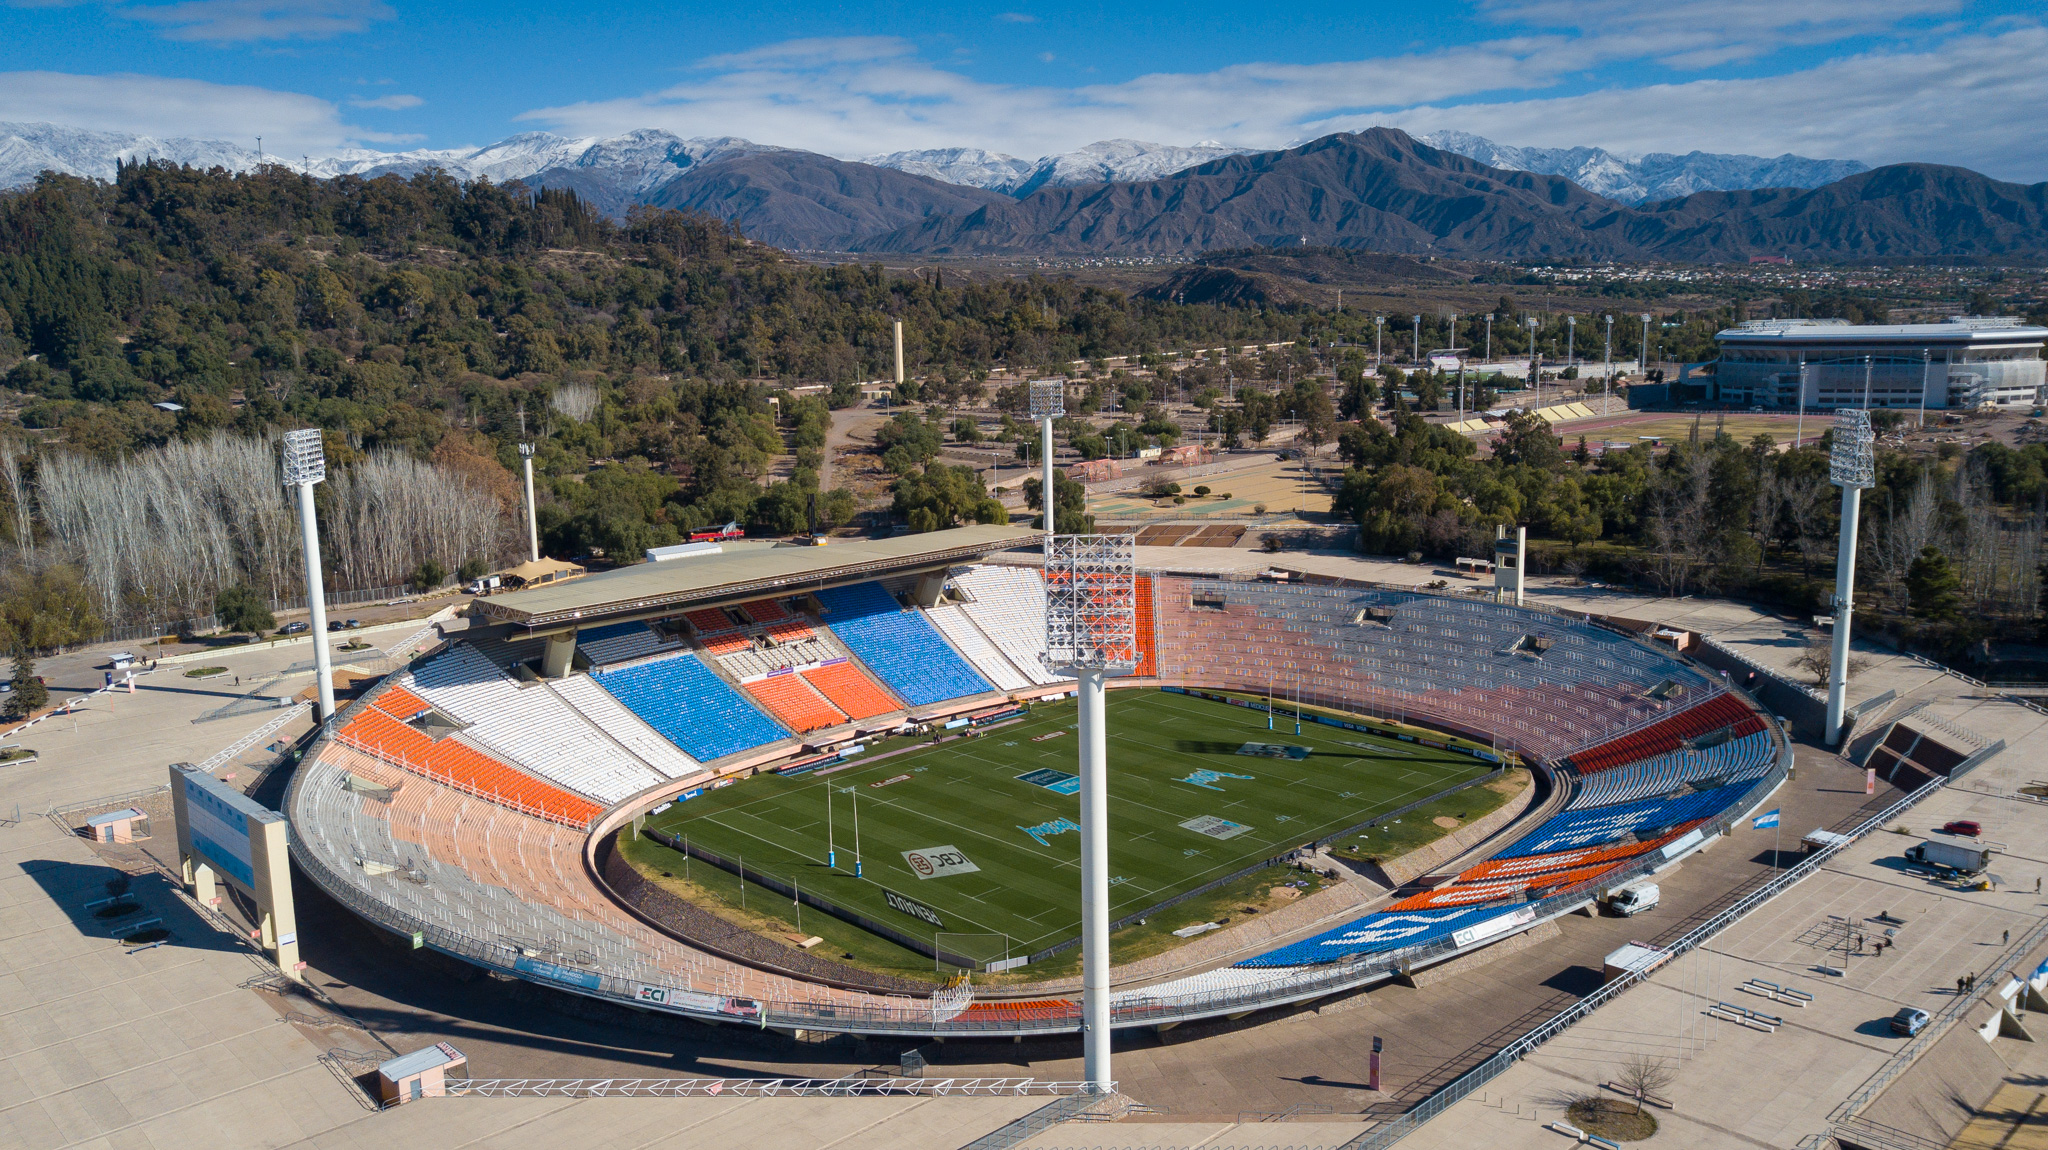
[1237,742,1310,760]
[1017,817,1081,846]
[1179,768,1256,791]
[1016,768,1081,795]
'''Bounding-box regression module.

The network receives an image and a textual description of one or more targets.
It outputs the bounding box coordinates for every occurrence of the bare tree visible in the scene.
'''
[1616,1053,1674,1112]
[25,434,512,630]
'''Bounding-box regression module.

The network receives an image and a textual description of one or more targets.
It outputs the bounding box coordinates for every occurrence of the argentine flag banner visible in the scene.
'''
[1752,808,1781,830]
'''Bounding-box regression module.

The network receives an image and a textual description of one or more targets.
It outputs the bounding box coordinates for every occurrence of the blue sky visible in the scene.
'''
[3,0,2046,178]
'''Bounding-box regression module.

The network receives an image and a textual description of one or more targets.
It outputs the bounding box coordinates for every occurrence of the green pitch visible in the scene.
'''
[643,689,1487,964]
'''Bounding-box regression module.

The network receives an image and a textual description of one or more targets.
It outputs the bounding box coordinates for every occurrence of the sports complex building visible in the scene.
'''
[1711,316,2048,410]
[282,524,1792,1041]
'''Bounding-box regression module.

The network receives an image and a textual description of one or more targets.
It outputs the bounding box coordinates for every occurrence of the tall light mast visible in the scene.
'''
[1484,313,1494,364]
[519,442,539,562]
[1043,532,1138,1093]
[1411,314,1421,365]
[1603,314,1614,415]
[281,429,335,722]
[1825,408,1874,744]
[1374,315,1385,368]
[1639,313,1653,379]
[1029,379,1065,534]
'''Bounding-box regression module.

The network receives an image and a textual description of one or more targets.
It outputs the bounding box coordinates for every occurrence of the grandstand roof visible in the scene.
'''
[475,524,1041,629]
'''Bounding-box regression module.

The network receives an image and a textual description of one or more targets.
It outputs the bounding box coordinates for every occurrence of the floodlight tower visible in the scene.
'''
[1603,315,1614,415]
[281,429,335,722]
[1526,316,1541,403]
[1029,379,1065,534]
[519,442,540,562]
[1639,313,1653,377]
[1566,315,1577,373]
[1411,315,1422,364]
[1374,315,1385,367]
[1824,408,1874,745]
[1043,532,1138,1093]
[1484,313,1494,365]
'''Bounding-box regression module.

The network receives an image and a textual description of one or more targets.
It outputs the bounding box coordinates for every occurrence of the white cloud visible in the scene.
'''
[517,17,2048,182]
[0,71,363,152]
[520,35,1565,159]
[1481,0,1966,69]
[121,0,394,42]
[1361,25,2048,181]
[996,11,1036,23]
[349,93,422,110]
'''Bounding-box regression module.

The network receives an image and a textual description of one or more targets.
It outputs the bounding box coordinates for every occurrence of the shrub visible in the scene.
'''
[1194,485,1211,496]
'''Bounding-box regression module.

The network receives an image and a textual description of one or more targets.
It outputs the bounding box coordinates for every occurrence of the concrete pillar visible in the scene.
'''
[912,572,946,608]
[1076,666,1111,1090]
[1040,417,1056,534]
[541,631,577,679]
[294,481,335,721]
[1825,486,1862,744]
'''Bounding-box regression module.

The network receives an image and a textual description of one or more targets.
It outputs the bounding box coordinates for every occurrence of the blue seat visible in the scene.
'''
[1498,783,1749,858]
[815,583,992,707]
[593,653,785,761]
[1235,904,1513,967]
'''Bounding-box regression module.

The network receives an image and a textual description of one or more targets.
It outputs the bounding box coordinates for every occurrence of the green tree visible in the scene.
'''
[7,650,46,718]
[411,559,449,592]
[1905,546,1962,620]
[893,464,1006,531]
[1022,470,1093,533]
[213,584,275,635]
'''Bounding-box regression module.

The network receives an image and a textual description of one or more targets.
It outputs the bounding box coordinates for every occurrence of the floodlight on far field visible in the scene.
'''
[1028,378,1066,421]
[1044,534,1138,672]
[1829,409,1874,489]
[281,428,326,486]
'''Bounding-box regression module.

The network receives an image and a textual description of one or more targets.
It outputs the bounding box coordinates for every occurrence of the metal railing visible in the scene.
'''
[198,703,311,769]
[1340,771,1954,1150]
[1828,909,2048,1133]
[447,1076,1102,1099]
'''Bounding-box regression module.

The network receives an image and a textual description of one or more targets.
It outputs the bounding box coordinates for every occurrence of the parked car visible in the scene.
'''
[345,619,361,629]
[326,620,346,631]
[280,621,310,635]
[107,651,137,669]
[1889,1007,1931,1036]
[1940,820,1982,838]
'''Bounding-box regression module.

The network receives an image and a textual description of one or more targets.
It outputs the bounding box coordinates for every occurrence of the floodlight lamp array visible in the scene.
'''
[1028,378,1066,421]
[1828,409,1875,489]
[281,428,326,486]
[1043,533,1138,672]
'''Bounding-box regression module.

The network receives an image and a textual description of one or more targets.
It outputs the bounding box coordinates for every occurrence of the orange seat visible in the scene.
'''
[1134,576,1158,676]
[739,598,792,623]
[337,706,603,825]
[373,685,433,719]
[744,673,846,733]
[685,607,737,635]
[800,660,901,720]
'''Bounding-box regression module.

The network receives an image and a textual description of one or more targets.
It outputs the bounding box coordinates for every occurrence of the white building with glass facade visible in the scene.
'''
[1712,317,2048,411]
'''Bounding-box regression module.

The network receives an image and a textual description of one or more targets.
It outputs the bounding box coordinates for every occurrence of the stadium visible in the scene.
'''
[280,522,1792,1039]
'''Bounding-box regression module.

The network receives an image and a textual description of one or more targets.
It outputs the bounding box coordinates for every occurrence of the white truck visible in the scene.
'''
[1903,840,1991,875]
[1606,882,1660,917]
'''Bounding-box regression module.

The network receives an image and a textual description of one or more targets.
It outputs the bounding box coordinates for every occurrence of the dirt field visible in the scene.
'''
[1089,455,1336,520]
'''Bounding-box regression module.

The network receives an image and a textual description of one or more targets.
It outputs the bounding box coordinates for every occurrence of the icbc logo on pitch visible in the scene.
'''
[901,845,979,879]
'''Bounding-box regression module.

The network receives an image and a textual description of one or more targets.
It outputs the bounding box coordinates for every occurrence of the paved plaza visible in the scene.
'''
[5,552,2045,1148]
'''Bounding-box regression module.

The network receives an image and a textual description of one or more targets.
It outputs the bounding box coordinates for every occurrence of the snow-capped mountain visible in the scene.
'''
[0,121,784,194]
[1415,130,1868,204]
[864,139,1247,196]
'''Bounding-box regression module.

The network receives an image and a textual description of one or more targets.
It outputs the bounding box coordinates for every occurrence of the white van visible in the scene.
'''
[107,651,137,669]
[1608,883,1660,917]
